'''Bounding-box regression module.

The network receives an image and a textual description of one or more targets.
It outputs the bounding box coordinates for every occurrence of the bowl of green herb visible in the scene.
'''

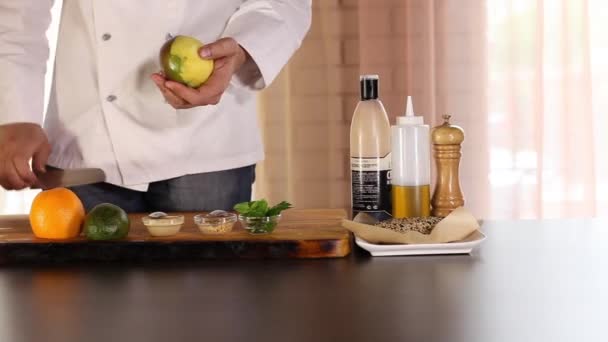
[234,200,292,234]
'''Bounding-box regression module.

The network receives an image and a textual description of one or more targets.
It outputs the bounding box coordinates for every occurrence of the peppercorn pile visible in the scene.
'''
[375,216,444,235]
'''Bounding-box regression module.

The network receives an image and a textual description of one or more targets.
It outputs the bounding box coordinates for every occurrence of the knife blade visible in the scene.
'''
[32,167,106,190]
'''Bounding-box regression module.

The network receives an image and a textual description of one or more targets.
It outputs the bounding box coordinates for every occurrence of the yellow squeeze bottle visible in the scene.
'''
[391,96,431,218]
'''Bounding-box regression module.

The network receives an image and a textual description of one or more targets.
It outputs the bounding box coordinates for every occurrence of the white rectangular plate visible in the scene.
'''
[355,230,486,256]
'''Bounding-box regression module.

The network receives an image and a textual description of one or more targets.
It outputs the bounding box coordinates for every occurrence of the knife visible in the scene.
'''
[32,167,106,190]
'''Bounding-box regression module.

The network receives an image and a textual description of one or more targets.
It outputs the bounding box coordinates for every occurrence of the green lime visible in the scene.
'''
[84,203,130,240]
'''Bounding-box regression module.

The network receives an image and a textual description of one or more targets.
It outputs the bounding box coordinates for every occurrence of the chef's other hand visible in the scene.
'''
[0,123,51,190]
[151,37,248,109]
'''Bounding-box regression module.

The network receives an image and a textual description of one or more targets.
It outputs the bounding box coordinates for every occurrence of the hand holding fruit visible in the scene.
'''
[151,36,248,109]
[0,123,51,190]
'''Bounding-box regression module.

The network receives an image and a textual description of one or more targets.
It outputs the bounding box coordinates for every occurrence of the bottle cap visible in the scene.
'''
[360,75,379,100]
[396,96,424,125]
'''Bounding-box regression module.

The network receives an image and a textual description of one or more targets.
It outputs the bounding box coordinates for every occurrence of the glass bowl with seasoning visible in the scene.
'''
[238,214,281,234]
[194,210,237,234]
[142,212,184,237]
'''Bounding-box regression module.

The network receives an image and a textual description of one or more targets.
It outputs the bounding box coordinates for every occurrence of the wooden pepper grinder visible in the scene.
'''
[431,115,465,217]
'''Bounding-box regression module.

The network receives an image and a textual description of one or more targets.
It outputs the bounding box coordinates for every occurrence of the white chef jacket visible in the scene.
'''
[0,0,311,191]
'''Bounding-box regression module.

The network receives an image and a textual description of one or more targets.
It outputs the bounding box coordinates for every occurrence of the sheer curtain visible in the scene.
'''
[257,0,607,219]
[487,0,608,218]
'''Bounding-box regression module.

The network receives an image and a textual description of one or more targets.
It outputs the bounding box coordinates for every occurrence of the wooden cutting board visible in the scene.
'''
[0,209,351,264]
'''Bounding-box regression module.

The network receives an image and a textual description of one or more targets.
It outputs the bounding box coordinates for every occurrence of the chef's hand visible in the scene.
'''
[0,123,51,190]
[151,37,248,109]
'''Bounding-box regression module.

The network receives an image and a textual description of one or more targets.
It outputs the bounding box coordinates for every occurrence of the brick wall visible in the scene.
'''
[256,0,422,209]
[256,0,488,215]
[257,0,367,209]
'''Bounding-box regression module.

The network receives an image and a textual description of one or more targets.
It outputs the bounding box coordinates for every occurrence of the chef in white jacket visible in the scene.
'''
[0,0,311,212]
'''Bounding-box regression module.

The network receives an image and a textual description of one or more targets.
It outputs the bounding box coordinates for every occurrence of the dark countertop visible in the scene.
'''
[1,218,607,342]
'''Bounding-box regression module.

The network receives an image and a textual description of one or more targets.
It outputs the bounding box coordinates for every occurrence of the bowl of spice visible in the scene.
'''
[194,210,237,234]
[142,212,185,237]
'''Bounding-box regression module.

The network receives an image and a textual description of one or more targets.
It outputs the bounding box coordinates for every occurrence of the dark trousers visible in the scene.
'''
[70,165,255,213]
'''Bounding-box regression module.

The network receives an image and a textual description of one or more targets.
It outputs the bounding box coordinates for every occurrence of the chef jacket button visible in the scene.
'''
[106,95,117,102]
[102,33,112,41]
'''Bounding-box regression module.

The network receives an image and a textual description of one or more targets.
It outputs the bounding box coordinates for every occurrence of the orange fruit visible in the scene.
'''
[29,188,85,240]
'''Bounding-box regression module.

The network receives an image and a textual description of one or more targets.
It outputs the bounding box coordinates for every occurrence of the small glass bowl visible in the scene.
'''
[142,214,184,237]
[194,210,237,234]
[238,214,281,234]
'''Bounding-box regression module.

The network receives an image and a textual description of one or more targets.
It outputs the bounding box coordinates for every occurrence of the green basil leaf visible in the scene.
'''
[233,202,252,215]
[247,199,269,217]
[266,201,292,216]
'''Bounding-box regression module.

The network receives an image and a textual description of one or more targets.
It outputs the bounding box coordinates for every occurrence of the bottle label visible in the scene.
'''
[351,154,392,221]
